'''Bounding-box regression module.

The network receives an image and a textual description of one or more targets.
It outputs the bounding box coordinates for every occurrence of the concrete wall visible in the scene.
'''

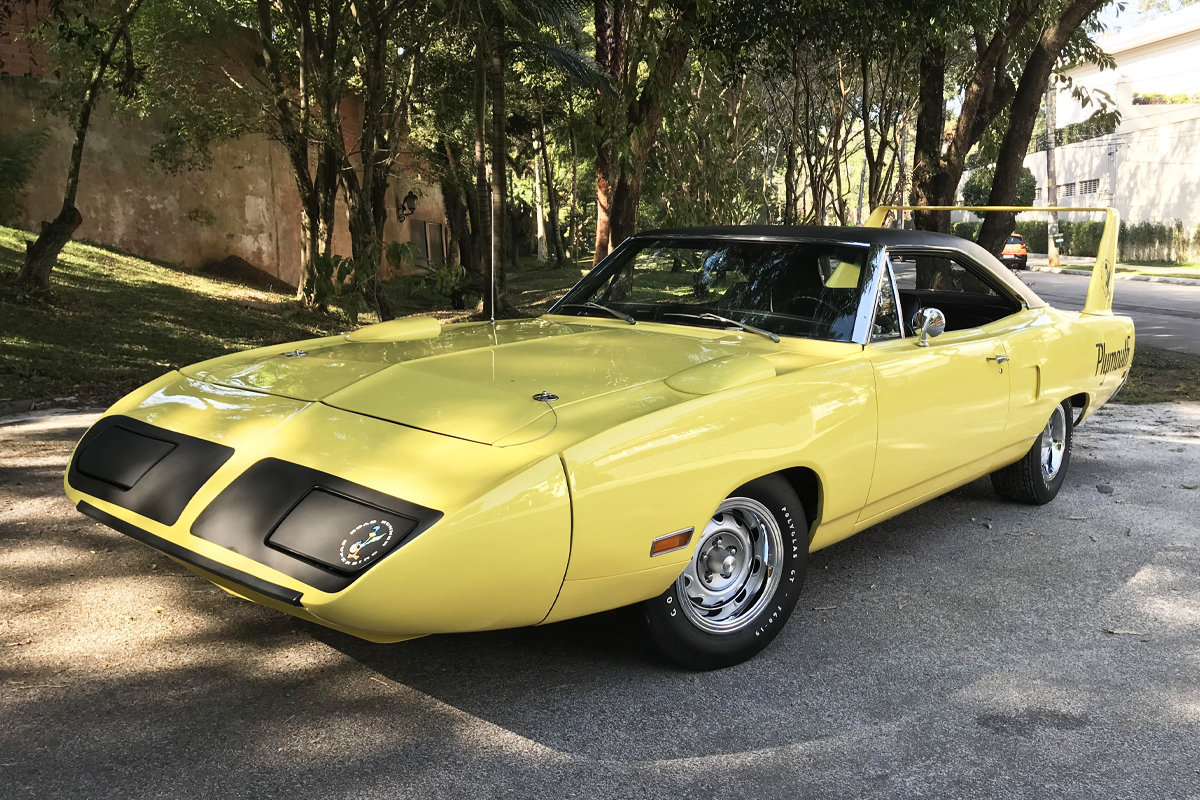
[2,77,447,287]
[0,2,45,78]
[1022,115,1200,226]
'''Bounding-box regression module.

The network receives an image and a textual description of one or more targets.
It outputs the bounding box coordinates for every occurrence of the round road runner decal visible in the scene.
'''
[340,519,395,568]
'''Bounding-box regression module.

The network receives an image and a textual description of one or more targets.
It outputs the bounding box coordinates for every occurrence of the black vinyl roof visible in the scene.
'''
[637,224,985,254]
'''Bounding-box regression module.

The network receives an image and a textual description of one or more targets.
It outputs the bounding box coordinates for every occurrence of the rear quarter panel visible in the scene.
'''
[1000,307,1135,447]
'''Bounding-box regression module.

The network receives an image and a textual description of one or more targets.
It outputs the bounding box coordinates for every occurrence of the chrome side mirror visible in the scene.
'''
[912,307,946,347]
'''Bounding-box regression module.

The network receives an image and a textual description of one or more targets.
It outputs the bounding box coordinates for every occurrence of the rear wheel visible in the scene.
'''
[642,476,807,670]
[990,400,1073,505]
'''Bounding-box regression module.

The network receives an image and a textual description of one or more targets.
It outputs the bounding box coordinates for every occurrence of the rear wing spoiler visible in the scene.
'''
[864,205,1120,315]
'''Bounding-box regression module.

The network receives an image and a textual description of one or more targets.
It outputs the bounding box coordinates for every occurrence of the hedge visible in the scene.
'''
[942,217,1200,263]
[950,219,1048,252]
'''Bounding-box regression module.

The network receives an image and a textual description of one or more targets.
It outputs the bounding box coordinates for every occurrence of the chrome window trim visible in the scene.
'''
[884,244,1029,310]
[850,244,889,345]
[888,255,906,337]
[867,249,905,342]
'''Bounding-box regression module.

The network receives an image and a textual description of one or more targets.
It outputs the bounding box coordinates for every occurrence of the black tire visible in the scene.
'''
[642,475,808,670]
[990,399,1073,505]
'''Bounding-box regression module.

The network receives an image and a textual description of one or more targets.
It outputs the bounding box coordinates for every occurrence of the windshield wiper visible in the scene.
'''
[558,302,636,325]
[665,312,780,343]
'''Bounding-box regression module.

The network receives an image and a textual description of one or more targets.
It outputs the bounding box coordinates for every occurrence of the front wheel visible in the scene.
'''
[990,399,1073,504]
[642,476,808,670]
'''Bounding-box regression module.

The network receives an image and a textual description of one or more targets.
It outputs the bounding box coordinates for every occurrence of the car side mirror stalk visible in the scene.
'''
[913,308,946,347]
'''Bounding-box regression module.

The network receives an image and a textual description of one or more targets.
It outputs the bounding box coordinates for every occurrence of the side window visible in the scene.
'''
[872,270,901,341]
[890,253,997,296]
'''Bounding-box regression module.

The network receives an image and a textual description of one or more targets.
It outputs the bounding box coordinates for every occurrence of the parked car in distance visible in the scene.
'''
[1000,232,1029,270]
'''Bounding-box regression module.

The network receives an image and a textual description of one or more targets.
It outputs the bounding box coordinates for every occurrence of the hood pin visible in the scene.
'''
[533,391,558,402]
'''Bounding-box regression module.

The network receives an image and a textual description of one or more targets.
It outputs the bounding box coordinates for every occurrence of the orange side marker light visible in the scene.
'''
[650,528,694,557]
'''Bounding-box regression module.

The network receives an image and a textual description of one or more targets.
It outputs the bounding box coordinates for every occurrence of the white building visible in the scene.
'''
[1024,6,1200,226]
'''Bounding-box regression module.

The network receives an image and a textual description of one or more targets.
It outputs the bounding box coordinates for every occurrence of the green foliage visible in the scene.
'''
[952,221,981,240]
[961,169,991,208]
[388,241,471,306]
[1029,112,1120,153]
[0,127,50,225]
[962,166,1036,208]
[1119,219,1197,263]
[1065,221,1104,258]
[1133,91,1200,105]
[1015,220,1048,253]
[303,239,420,325]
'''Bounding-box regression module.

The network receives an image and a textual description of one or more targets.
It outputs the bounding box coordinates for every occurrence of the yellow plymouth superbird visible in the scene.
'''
[66,206,1134,669]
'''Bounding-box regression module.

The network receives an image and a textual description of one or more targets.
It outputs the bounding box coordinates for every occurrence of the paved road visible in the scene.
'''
[2,408,1200,799]
[1018,270,1200,357]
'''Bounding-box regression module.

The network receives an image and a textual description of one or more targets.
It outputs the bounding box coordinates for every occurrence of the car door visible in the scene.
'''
[859,251,1012,524]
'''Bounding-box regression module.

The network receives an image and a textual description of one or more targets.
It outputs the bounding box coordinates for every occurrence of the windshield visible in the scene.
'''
[1007,235,1023,245]
[551,238,872,342]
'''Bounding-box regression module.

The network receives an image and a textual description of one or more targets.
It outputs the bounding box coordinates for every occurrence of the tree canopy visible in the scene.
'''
[3,0,1124,305]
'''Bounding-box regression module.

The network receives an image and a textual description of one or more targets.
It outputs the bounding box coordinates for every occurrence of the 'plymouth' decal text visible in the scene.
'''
[1096,336,1131,376]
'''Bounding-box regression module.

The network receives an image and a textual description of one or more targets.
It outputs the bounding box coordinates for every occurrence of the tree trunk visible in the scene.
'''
[568,97,580,259]
[473,44,491,274]
[911,43,951,234]
[608,167,640,249]
[1044,77,1060,267]
[607,0,697,248]
[484,33,511,317]
[533,141,548,263]
[592,141,615,264]
[15,0,145,294]
[538,106,566,267]
[976,0,1108,256]
[591,0,625,265]
[442,138,478,276]
[910,7,1032,235]
[783,49,801,225]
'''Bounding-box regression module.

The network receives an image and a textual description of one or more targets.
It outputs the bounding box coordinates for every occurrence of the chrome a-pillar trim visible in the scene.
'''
[851,244,890,345]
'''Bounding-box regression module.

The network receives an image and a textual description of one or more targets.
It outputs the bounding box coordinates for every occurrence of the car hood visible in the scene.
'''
[181,317,847,446]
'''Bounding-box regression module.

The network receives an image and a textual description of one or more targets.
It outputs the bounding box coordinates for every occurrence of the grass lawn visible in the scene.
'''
[1044,260,1200,281]
[1116,347,1200,404]
[0,226,579,407]
[2,225,1196,408]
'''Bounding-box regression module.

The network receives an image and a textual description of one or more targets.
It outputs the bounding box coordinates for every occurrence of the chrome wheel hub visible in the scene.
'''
[676,497,783,634]
[1041,405,1067,481]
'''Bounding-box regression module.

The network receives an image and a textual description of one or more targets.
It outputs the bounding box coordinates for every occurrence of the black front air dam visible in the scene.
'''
[68,416,234,526]
[77,501,303,606]
[190,458,443,593]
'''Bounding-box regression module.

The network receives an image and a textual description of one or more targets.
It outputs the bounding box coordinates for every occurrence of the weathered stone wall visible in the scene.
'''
[2,77,447,287]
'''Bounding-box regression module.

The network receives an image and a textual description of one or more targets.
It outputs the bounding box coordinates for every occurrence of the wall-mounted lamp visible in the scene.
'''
[396,190,419,223]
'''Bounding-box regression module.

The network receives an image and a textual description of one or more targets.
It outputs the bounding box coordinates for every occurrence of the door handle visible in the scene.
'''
[987,355,1010,363]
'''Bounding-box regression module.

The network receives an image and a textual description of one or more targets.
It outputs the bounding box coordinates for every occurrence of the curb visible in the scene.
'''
[0,398,38,418]
[1027,265,1200,287]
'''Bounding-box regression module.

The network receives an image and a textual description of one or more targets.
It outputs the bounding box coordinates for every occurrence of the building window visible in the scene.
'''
[1036,187,1042,201]
[1062,182,1075,198]
[426,222,445,265]
[409,219,429,267]
[1080,178,1099,195]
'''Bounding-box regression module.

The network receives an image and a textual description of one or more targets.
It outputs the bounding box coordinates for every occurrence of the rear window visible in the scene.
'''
[1007,235,1023,245]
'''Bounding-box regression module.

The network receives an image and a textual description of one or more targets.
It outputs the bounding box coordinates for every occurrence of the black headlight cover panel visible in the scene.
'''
[191,458,442,592]
[67,416,234,525]
[267,489,417,573]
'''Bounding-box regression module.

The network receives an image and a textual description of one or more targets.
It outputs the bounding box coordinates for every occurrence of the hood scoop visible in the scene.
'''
[665,354,776,396]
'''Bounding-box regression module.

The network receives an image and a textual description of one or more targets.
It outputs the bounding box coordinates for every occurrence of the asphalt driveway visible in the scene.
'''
[1,404,1199,799]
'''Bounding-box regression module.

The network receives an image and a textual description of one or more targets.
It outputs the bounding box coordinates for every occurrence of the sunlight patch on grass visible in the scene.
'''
[0,227,583,406]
